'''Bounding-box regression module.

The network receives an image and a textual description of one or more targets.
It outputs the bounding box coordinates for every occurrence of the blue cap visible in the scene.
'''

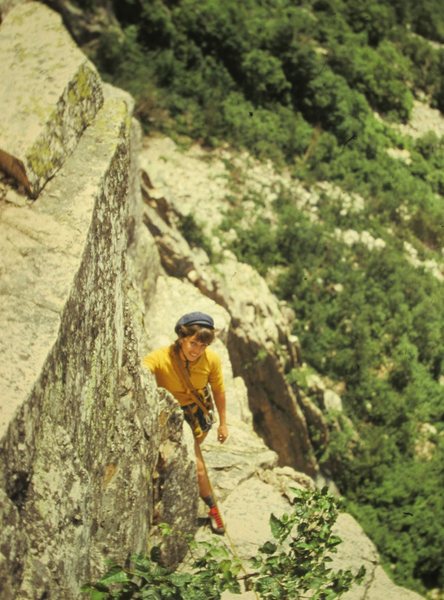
[175,311,214,334]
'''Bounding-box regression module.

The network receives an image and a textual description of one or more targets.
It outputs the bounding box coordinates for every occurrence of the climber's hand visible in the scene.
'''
[217,424,228,444]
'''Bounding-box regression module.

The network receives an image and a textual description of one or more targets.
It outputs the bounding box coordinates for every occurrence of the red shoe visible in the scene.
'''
[208,506,225,535]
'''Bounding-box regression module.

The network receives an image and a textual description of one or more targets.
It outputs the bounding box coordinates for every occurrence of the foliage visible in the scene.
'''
[89,1,444,149]
[342,438,444,590]
[86,0,444,250]
[328,40,413,120]
[410,0,444,42]
[82,488,365,599]
[224,183,444,595]
[73,0,444,595]
[249,487,366,599]
[82,544,241,599]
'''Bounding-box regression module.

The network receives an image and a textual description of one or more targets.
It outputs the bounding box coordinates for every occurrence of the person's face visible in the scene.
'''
[180,334,209,362]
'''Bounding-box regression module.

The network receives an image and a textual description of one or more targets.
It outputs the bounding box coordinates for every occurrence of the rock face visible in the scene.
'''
[140,138,325,476]
[0,4,425,600]
[143,278,423,600]
[330,514,424,600]
[138,137,425,600]
[0,2,103,197]
[0,4,198,598]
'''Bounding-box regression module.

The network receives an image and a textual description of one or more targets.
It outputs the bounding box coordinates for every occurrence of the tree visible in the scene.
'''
[241,50,291,104]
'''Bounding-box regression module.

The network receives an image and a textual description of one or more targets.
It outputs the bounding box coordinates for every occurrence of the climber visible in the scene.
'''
[142,311,228,535]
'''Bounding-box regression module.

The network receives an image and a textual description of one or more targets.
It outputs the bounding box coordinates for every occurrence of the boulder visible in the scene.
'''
[0,2,103,197]
[324,388,343,413]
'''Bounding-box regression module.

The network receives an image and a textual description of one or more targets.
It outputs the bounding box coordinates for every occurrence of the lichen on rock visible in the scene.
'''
[0,2,103,197]
[0,66,197,600]
[0,5,428,600]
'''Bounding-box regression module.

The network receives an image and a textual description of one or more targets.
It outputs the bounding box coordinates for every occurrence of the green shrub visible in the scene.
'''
[411,0,444,43]
[75,0,444,594]
[82,488,365,599]
[329,40,413,120]
[241,49,291,104]
[223,93,312,162]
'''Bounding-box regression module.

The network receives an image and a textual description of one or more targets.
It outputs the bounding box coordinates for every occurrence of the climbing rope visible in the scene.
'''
[196,442,261,600]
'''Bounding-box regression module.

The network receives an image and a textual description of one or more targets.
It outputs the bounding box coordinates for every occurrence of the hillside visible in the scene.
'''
[1,4,423,599]
[61,1,444,596]
[64,1,444,596]
[1,0,443,598]
[139,127,444,599]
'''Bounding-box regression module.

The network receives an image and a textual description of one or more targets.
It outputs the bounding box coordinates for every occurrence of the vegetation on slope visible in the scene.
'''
[223,187,444,595]
[83,488,365,599]
[73,0,444,596]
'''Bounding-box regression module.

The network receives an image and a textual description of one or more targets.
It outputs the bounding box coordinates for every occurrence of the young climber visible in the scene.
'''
[142,311,228,534]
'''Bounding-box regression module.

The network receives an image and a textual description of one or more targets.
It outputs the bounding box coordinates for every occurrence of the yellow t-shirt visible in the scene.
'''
[142,344,225,406]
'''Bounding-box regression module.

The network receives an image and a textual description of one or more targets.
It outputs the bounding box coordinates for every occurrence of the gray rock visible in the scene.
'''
[140,151,322,476]
[324,388,343,413]
[0,78,197,599]
[4,187,27,206]
[0,2,103,197]
[332,513,424,600]
[0,86,129,441]
[202,422,278,501]
[221,477,289,558]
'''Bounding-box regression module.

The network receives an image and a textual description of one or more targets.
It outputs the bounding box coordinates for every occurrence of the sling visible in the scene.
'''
[170,345,214,418]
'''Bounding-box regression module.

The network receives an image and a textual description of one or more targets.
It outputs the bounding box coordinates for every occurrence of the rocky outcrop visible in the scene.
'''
[140,138,326,476]
[144,276,423,600]
[330,514,424,600]
[0,2,103,198]
[0,4,198,598]
[138,138,425,600]
[0,4,426,600]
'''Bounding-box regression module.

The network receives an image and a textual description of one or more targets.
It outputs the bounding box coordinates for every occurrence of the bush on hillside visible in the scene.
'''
[75,0,444,594]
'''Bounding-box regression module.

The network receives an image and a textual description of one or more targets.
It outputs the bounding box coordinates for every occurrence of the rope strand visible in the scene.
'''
[195,443,261,600]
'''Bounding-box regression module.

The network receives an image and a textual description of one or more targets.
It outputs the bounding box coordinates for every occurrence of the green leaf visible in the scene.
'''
[269,513,286,539]
[80,584,109,599]
[158,523,173,536]
[356,565,367,581]
[100,567,130,586]
[140,588,162,599]
[85,590,109,600]
[260,541,277,555]
[207,544,231,559]
[289,487,305,500]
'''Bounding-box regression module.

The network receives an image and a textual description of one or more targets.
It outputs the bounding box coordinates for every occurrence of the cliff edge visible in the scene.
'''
[0,3,425,599]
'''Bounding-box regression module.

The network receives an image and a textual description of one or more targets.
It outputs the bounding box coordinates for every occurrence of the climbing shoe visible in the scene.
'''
[208,506,225,535]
